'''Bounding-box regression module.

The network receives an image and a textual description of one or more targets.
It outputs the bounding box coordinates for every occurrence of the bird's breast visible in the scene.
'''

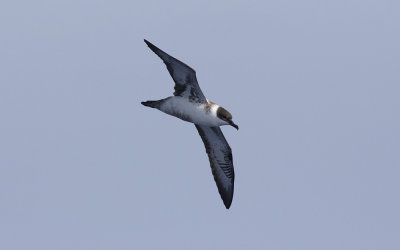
[159,97,224,126]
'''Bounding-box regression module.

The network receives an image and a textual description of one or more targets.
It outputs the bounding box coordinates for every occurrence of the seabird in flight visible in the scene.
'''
[141,40,238,209]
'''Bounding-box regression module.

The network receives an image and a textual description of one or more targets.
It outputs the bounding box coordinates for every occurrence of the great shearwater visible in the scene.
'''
[141,40,238,209]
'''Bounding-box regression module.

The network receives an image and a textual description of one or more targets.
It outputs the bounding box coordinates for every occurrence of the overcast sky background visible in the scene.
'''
[1,0,399,249]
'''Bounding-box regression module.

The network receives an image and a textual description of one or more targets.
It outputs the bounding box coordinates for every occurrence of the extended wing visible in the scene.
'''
[195,125,235,209]
[144,40,207,103]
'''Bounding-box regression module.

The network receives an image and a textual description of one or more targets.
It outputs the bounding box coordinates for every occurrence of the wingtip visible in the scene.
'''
[144,39,157,51]
[220,190,233,209]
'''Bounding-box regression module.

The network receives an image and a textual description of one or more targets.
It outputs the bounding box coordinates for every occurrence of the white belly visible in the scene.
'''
[159,97,225,127]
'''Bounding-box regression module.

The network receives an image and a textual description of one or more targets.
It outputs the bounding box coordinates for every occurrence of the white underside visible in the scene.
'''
[159,96,228,127]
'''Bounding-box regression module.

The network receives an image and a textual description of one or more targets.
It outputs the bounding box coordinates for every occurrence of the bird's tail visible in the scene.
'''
[141,100,161,109]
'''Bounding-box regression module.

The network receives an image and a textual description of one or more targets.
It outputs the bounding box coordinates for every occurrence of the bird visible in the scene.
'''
[141,40,238,209]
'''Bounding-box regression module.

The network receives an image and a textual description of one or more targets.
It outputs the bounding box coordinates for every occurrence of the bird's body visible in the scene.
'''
[142,40,238,209]
[143,96,227,127]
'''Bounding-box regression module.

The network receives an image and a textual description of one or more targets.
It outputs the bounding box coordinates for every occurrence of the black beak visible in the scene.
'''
[229,120,239,130]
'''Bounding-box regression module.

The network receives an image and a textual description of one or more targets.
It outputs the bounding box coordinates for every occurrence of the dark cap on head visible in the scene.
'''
[217,107,238,130]
[217,107,232,121]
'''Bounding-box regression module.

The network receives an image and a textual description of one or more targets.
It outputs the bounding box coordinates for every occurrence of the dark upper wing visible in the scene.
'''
[195,125,235,209]
[144,39,207,103]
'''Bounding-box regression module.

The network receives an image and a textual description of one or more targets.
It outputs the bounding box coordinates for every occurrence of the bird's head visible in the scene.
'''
[217,107,239,130]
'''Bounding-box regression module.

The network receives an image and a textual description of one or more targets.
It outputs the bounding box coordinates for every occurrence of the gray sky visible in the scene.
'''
[1,0,399,249]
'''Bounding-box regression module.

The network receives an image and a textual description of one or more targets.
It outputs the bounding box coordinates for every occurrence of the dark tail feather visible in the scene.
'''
[141,100,161,109]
